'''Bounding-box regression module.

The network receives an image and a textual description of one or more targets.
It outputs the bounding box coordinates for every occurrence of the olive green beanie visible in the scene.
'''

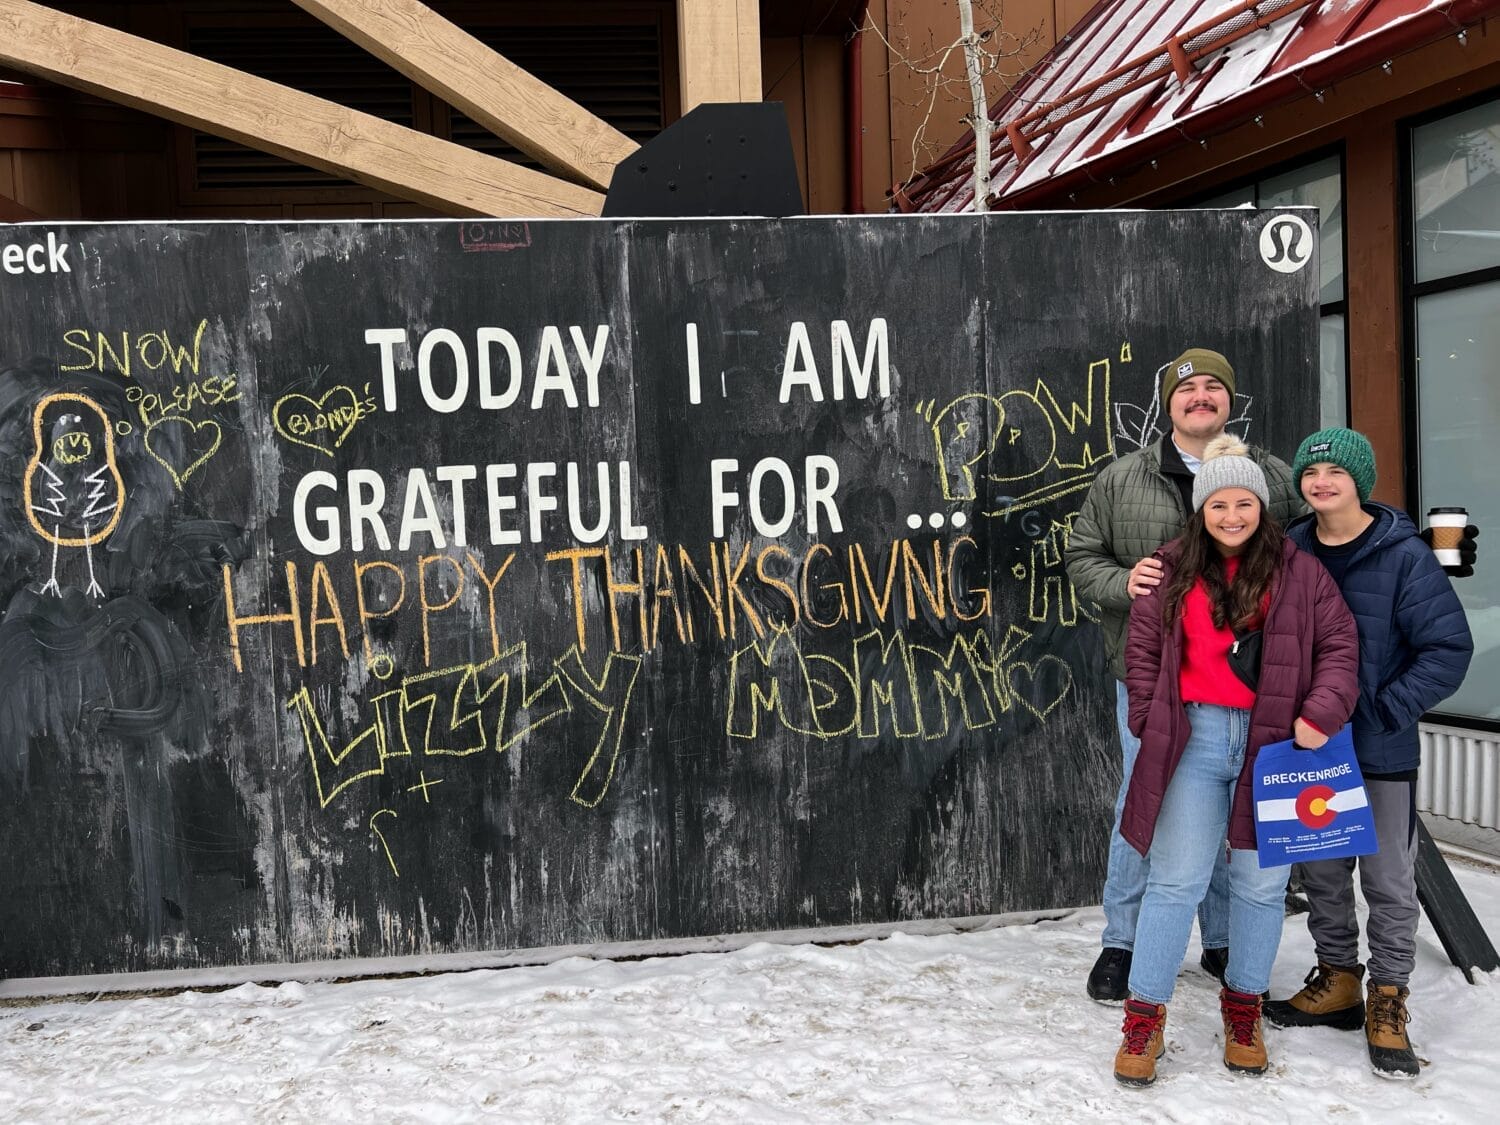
[1292,427,1377,502]
[1161,347,1236,410]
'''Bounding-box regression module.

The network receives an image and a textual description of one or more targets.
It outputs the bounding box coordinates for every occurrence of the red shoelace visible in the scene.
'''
[1222,996,1260,1045]
[1120,1005,1162,1054]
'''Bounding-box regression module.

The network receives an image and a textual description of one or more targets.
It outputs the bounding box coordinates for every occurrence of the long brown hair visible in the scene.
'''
[1161,504,1285,630]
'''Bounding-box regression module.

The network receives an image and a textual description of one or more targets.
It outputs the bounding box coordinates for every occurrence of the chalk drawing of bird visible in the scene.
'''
[22,392,125,598]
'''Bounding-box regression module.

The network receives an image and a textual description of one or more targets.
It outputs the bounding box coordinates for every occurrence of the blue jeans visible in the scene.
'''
[1102,682,1230,951]
[1128,703,1292,1004]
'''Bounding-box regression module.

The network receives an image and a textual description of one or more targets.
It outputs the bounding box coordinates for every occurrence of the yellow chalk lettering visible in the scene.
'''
[417,554,464,669]
[354,559,406,665]
[722,541,764,640]
[545,546,606,652]
[222,560,305,673]
[465,550,516,660]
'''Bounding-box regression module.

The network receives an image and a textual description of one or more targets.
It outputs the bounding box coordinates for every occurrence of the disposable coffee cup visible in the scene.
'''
[1427,507,1469,567]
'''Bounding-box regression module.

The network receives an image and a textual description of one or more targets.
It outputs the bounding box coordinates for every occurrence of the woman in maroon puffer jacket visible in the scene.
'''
[1110,435,1359,1089]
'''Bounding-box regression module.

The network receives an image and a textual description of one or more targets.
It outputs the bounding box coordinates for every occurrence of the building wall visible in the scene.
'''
[853,0,1076,212]
[763,34,850,213]
[0,84,170,220]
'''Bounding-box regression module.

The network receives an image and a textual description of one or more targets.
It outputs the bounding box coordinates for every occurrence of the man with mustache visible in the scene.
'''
[1066,347,1302,1002]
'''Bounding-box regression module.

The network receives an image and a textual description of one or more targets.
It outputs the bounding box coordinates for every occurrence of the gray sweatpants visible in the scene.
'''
[1298,778,1420,987]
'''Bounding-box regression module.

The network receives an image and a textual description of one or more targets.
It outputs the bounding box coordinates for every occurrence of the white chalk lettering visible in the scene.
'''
[0,232,70,275]
[398,468,446,551]
[347,468,392,552]
[416,329,469,413]
[364,325,612,414]
[780,319,891,403]
[711,456,844,540]
[291,462,649,555]
[293,470,342,556]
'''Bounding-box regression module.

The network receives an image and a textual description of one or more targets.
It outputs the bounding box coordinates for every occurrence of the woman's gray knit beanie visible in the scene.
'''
[1192,434,1269,512]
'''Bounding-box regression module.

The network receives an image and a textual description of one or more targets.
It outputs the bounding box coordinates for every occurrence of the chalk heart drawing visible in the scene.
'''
[145,416,222,488]
[272,386,361,456]
[1008,656,1073,722]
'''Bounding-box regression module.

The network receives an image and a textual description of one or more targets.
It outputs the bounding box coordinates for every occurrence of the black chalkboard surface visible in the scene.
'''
[0,212,1318,978]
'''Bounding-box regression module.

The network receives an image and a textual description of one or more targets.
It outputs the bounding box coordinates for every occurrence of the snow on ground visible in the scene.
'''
[3,855,1499,1123]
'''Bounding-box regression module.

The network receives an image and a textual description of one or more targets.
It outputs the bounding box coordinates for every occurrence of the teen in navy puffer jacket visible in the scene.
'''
[1268,428,1473,1081]
[1284,505,1472,775]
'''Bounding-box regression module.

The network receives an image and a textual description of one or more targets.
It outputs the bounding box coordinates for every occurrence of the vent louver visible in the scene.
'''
[186,20,662,193]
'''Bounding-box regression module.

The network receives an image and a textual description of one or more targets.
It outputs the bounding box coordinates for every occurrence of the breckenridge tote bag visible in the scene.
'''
[1252,724,1378,868]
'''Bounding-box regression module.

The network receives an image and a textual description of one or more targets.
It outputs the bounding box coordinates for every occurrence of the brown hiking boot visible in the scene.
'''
[1221,988,1268,1074]
[1263,961,1365,1031]
[1366,984,1419,1079]
[1114,999,1166,1087]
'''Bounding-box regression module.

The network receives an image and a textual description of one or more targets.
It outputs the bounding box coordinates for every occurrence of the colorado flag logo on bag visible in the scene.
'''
[1257,781,1369,830]
[1252,724,1378,868]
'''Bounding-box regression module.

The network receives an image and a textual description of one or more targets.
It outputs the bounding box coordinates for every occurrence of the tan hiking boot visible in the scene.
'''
[1221,988,1268,1074]
[1263,961,1365,1030]
[1114,999,1167,1087]
[1366,984,1419,1079]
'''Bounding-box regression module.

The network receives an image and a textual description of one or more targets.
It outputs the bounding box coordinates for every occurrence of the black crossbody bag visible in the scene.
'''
[1228,625,1263,691]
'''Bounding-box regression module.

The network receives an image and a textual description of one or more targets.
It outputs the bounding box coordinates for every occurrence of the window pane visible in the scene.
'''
[1412,98,1500,284]
[1319,313,1346,427]
[1261,155,1344,304]
[1198,185,1254,208]
[1416,281,1500,720]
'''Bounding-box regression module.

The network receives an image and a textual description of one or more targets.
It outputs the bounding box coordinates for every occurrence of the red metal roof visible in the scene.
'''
[903,0,1500,212]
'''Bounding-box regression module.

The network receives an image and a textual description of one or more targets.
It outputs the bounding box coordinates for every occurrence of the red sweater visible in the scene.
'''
[1179,557,1257,709]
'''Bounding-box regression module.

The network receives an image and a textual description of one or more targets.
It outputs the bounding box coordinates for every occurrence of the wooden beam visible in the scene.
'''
[290,0,636,191]
[677,0,762,113]
[0,0,602,218]
[1345,123,1403,505]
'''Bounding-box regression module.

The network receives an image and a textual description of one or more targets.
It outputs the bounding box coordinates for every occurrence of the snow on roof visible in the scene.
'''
[906,0,1500,211]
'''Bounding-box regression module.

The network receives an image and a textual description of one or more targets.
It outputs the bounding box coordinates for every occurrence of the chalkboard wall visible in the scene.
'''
[0,211,1318,978]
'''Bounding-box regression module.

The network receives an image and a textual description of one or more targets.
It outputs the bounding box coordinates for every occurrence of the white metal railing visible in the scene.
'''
[1419,721,1500,831]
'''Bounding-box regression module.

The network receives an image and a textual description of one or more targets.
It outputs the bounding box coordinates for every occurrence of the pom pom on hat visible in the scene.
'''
[1292,427,1377,503]
[1192,433,1270,512]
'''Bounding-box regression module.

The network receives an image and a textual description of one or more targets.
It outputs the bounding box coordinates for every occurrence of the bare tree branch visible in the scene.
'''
[865,0,1040,208]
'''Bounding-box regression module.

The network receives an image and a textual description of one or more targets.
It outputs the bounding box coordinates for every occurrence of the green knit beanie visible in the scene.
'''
[1293,427,1377,502]
[1161,347,1236,410]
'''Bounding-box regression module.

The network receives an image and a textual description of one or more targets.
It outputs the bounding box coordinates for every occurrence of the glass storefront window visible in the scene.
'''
[1412,100,1500,284]
[1200,185,1254,208]
[1261,155,1345,306]
[1414,281,1500,720]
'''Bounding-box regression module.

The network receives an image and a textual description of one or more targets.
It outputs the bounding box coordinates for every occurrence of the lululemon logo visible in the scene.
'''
[1259,214,1313,274]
